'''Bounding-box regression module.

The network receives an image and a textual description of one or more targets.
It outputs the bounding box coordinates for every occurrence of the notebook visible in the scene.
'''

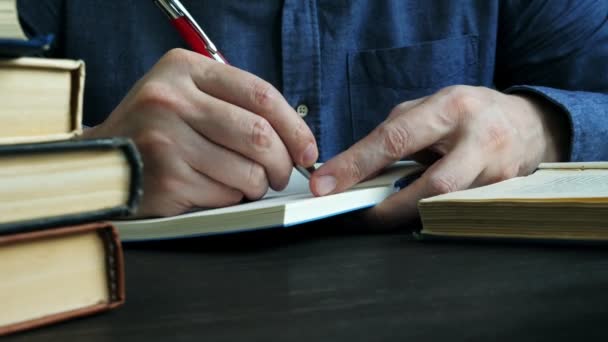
[114,161,423,241]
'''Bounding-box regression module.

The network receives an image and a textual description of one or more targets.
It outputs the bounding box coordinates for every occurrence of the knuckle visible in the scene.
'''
[293,118,307,142]
[482,124,512,150]
[349,157,366,182]
[377,124,411,160]
[246,163,269,199]
[156,176,183,196]
[133,129,174,155]
[249,77,277,112]
[136,81,181,112]
[196,61,221,84]
[427,174,458,196]
[292,119,314,157]
[162,48,195,65]
[443,85,481,117]
[250,117,273,151]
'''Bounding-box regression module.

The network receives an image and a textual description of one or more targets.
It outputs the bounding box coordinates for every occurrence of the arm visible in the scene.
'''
[311,0,608,228]
[17,1,319,217]
[497,0,608,161]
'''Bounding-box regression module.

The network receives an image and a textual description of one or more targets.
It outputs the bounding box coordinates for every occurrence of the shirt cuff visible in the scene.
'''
[503,85,608,162]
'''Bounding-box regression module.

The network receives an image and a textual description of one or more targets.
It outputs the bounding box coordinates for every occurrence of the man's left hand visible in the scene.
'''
[309,85,569,228]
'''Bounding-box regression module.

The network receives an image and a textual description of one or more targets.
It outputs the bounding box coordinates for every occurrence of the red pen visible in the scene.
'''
[154,0,227,64]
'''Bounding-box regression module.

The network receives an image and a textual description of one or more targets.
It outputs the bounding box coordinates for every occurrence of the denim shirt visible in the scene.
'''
[18,0,608,162]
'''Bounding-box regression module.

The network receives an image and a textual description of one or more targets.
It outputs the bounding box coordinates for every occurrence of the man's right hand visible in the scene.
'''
[84,48,318,217]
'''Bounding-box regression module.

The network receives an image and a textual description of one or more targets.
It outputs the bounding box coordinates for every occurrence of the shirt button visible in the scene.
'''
[296,104,309,117]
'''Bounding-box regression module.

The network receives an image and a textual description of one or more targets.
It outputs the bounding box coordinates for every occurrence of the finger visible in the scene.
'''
[180,165,245,209]
[369,138,485,226]
[135,140,244,218]
[311,97,456,196]
[386,96,428,120]
[189,56,318,167]
[470,162,520,189]
[175,116,273,199]
[181,88,292,191]
[139,168,244,218]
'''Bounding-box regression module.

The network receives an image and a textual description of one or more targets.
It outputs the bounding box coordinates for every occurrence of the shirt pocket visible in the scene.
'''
[347,35,480,142]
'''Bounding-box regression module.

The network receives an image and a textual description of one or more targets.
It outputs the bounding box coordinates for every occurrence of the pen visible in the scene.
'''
[154,0,316,179]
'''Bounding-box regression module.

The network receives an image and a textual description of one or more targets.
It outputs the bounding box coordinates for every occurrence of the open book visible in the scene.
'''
[114,161,422,241]
[417,162,608,242]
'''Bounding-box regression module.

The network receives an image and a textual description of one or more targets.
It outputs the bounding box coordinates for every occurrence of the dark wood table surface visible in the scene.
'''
[5,218,608,341]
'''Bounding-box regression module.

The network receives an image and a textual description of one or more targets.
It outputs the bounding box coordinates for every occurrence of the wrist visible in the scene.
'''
[509,92,571,163]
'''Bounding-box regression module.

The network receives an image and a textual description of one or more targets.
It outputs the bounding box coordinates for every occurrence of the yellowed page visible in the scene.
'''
[0,150,131,223]
[539,161,608,170]
[0,232,109,326]
[422,169,608,202]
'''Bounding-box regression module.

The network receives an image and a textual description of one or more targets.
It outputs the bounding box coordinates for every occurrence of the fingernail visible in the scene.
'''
[302,143,317,166]
[316,175,336,196]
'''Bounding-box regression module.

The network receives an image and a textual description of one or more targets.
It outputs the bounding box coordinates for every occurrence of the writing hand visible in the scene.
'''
[84,49,318,217]
[310,85,569,228]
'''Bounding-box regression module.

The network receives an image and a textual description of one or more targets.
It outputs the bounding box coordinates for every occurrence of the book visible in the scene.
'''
[0,57,85,143]
[417,162,608,242]
[114,161,423,241]
[0,137,143,235]
[0,0,53,56]
[0,221,125,336]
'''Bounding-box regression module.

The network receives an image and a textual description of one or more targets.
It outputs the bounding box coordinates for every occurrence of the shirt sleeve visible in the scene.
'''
[496,0,608,162]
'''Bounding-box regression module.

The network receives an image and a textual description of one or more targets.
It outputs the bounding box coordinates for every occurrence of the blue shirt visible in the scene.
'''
[18,0,608,162]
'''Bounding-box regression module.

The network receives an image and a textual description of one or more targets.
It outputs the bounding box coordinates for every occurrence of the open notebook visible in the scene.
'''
[114,161,422,241]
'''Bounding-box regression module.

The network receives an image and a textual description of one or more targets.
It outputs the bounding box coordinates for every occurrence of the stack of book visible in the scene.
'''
[0,0,142,336]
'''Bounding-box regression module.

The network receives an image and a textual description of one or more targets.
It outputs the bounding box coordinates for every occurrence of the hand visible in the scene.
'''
[84,49,318,217]
[309,85,569,229]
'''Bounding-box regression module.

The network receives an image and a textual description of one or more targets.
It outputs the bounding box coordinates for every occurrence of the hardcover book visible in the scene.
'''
[0,222,125,336]
[0,137,143,235]
[0,57,85,143]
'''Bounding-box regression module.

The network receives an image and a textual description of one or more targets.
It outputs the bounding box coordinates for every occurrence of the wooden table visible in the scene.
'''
[5,220,608,341]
